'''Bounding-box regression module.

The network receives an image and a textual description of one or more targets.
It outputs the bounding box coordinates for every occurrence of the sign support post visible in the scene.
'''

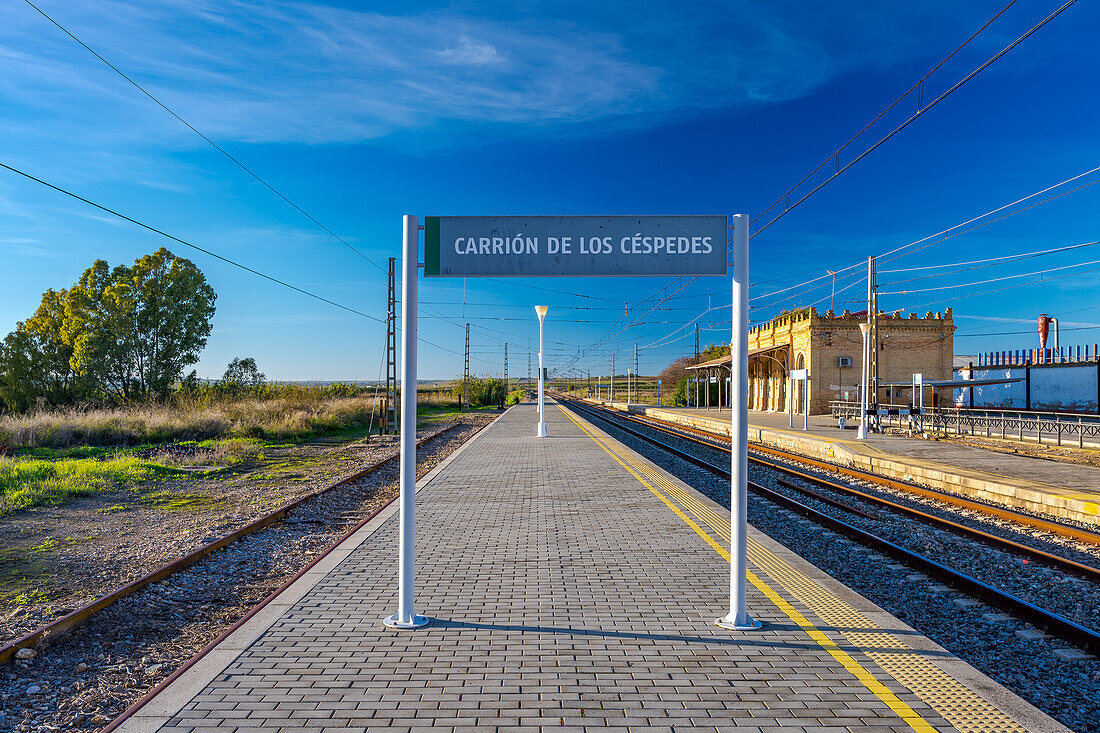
[804,373,810,431]
[384,215,429,629]
[788,374,794,428]
[718,213,760,631]
[536,306,549,437]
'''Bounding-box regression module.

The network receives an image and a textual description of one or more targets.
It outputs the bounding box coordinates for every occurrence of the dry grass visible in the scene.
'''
[0,396,385,451]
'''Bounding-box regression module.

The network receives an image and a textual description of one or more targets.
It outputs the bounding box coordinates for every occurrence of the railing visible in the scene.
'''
[978,345,1099,366]
[829,401,1100,448]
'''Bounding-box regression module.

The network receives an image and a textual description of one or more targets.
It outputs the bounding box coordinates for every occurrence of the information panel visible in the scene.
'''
[424,215,728,278]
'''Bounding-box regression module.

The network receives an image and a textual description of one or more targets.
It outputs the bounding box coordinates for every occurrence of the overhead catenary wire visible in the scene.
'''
[0,160,495,365]
[0,161,387,323]
[747,163,1100,324]
[880,245,1100,294]
[888,261,1100,315]
[752,0,1020,231]
[603,17,1091,356]
[751,0,1080,238]
[876,164,1100,264]
[879,238,1100,274]
[21,0,386,273]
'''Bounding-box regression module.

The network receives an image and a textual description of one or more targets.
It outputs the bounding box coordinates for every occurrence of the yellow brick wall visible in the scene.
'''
[747,308,955,414]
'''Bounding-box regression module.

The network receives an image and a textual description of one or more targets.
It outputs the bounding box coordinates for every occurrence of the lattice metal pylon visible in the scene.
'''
[634,343,639,399]
[504,343,508,389]
[385,257,397,433]
[463,323,470,409]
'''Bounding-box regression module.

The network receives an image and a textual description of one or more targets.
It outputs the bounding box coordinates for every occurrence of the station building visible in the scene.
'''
[688,307,955,414]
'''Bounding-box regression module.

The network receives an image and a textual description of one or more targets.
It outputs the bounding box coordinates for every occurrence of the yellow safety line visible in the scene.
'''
[558,406,937,733]
[584,423,1023,733]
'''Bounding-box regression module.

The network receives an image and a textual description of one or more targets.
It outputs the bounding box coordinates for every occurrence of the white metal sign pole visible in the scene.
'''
[536,306,548,437]
[718,213,760,631]
[384,215,428,629]
[788,375,794,429]
[804,375,810,431]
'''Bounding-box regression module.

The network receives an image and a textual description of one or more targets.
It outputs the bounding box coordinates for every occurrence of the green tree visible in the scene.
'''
[64,260,139,399]
[65,248,216,400]
[223,357,265,387]
[0,289,86,410]
[129,249,216,397]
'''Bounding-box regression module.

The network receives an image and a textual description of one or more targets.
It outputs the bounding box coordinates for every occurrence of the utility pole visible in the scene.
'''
[610,354,615,402]
[869,256,879,411]
[504,342,508,389]
[527,341,532,385]
[694,323,700,408]
[463,323,470,409]
[385,257,397,433]
[634,343,639,403]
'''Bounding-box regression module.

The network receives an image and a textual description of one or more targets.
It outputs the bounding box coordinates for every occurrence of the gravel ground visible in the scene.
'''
[927,432,1100,469]
[0,411,499,732]
[577,405,1100,733]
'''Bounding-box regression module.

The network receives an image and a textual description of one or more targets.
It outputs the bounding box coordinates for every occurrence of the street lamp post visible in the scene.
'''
[535,306,549,437]
[858,322,871,440]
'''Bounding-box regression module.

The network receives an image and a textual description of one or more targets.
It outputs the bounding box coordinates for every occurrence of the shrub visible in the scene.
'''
[451,377,509,407]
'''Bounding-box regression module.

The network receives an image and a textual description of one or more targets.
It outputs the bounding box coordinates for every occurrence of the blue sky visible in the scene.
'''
[2,0,1099,380]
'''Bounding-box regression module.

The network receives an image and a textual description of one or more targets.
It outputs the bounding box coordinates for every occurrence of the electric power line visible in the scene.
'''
[22,0,386,273]
[0,161,386,322]
[751,0,1080,237]
[880,245,1100,294]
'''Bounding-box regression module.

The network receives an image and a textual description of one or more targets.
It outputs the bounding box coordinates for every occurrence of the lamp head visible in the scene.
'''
[535,305,549,321]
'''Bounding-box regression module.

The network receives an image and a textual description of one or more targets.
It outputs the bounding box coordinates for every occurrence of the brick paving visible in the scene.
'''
[149,402,1027,732]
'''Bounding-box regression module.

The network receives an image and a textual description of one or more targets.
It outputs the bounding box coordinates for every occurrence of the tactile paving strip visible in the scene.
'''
[561,405,1026,733]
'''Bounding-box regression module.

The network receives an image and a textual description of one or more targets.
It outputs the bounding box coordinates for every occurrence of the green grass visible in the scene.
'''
[14,445,112,460]
[417,404,499,422]
[0,536,90,605]
[139,490,220,511]
[0,455,188,515]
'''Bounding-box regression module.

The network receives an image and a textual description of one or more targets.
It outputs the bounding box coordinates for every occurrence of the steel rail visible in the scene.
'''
[583,399,1100,546]
[562,398,1100,656]
[0,422,464,666]
[573,399,1100,580]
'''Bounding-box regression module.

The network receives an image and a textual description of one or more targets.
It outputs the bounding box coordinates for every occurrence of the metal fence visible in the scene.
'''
[829,401,1100,448]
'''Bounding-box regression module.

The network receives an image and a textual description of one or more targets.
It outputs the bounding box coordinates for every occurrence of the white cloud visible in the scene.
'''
[1,0,977,150]
[438,37,505,67]
[0,0,662,147]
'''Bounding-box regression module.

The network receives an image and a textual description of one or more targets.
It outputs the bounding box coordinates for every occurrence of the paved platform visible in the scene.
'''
[601,402,1100,527]
[118,402,1066,732]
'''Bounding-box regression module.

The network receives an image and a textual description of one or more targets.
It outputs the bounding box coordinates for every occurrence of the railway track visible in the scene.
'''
[561,397,1100,657]
[0,422,463,667]
[604,402,1100,546]
[574,400,1100,578]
